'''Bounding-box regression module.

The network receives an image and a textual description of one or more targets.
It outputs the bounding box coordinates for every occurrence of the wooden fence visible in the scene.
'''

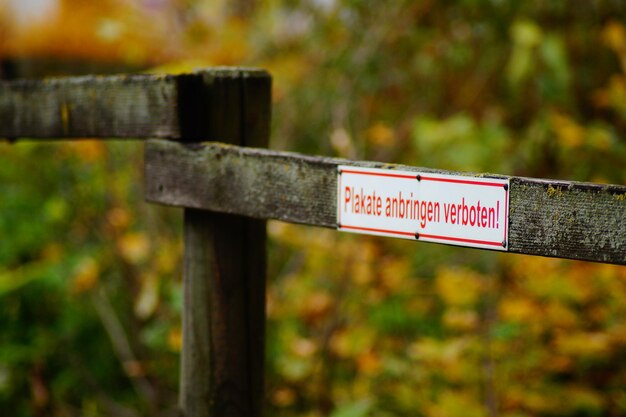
[1,67,625,417]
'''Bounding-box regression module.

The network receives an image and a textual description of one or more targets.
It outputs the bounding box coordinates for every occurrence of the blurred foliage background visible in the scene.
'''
[1,0,626,416]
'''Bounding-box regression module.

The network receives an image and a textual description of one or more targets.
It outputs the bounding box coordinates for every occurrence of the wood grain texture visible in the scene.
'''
[178,69,270,417]
[0,74,179,138]
[0,68,268,139]
[508,178,626,264]
[146,140,626,265]
[239,71,271,416]
[183,209,258,417]
[145,140,340,227]
[181,210,214,417]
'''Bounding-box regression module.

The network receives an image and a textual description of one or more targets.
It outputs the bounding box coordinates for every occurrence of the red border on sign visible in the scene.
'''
[340,169,416,180]
[418,233,504,247]
[339,224,416,237]
[504,187,509,243]
[338,168,509,247]
[420,175,504,187]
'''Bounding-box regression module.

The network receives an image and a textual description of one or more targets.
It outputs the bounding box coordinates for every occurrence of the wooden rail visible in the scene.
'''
[0,68,267,139]
[145,140,626,266]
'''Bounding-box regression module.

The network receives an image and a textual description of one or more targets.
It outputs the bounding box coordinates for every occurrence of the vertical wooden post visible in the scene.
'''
[179,69,271,417]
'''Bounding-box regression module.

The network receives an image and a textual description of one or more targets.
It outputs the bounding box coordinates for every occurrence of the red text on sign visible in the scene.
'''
[442,198,499,229]
[344,187,500,229]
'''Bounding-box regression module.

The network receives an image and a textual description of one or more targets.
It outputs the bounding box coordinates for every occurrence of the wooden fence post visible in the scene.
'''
[179,69,271,417]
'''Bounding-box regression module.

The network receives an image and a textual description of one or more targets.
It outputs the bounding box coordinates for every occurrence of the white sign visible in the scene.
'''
[337,166,510,250]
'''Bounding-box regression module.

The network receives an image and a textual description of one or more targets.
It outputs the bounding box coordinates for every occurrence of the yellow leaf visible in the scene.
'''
[608,322,626,345]
[330,328,375,358]
[408,337,469,366]
[553,331,611,358]
[546,355,573,373]
[608,75,626,109]
[272,387,296,407]
[167,327,182,352]
[435,267,485,307]
[549,111,585,149]
[299,291,333,323]
[41,243,63,262]
[499,297,537,323]
[266,291,279,320]
[106,207,131,232]
[501,385,525,410]
[443,309,478,331]
[356,350,381,376]
[118,232,150,264]
[544,301,578,328]
[511,19,543,47]
[367,122,395,147]
[588,126,612,151]
[351,241,377,286]
[64,140,107,162]
[522,390,556,414]
[565,386,604,413]
[378,257,410,292]
[155,240,180,274]
[71,257,99,294]
[426,390,487,417]
[602,20,626,52]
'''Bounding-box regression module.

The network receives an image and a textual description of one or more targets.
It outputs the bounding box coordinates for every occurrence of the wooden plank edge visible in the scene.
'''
[144,139,626,265]
[0,68,269,139]
[0,73,178,139]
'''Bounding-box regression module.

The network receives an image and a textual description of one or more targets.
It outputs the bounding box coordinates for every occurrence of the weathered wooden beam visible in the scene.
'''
[0,68,267,139]
[178,69,270,417]
[145,140,626,265]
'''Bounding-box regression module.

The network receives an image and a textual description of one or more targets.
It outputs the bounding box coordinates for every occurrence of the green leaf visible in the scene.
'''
[330,399,373,417]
